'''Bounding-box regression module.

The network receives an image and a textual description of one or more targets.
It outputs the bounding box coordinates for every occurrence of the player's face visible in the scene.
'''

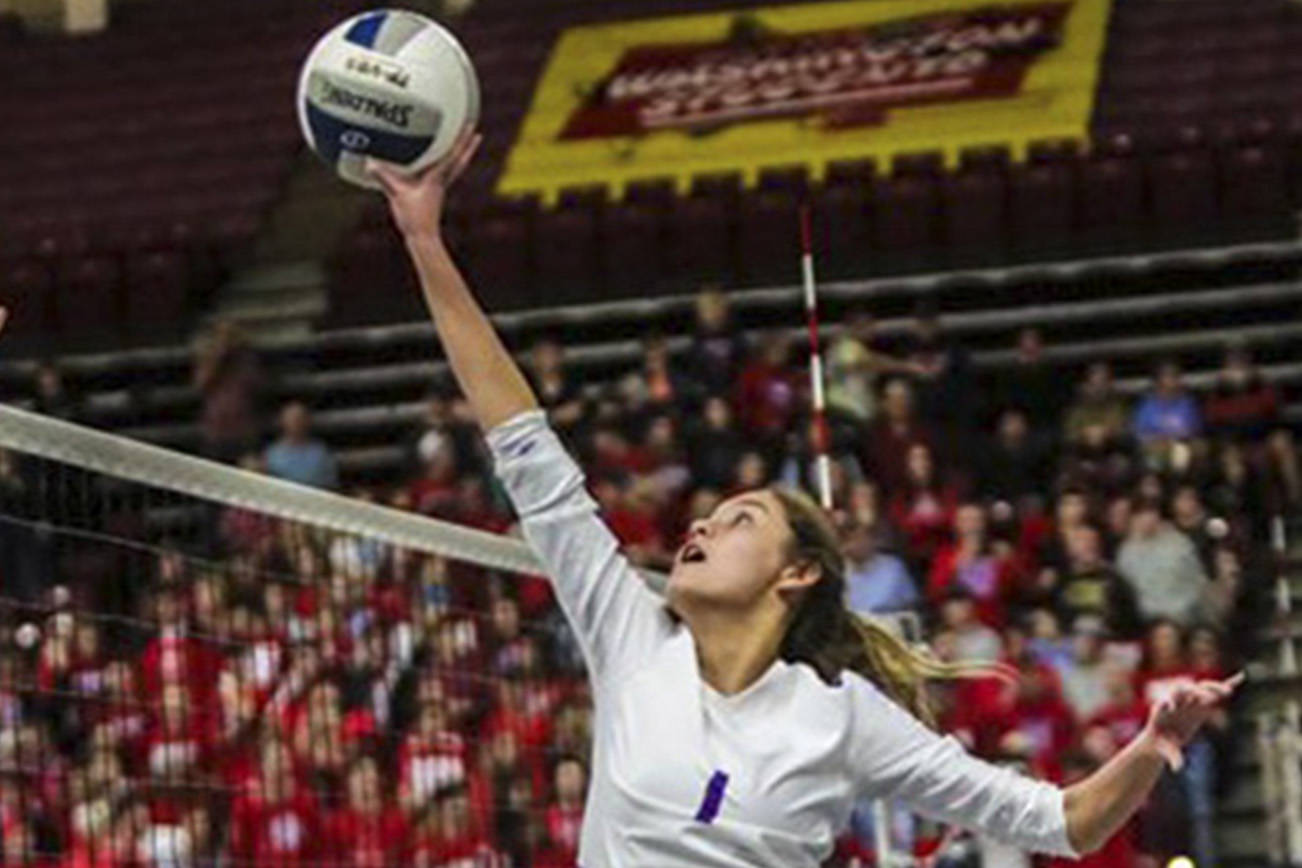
[667,489,793,612]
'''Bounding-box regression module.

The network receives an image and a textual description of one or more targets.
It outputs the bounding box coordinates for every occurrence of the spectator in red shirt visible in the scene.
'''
[1203,342,1279,443]
[1133,619,1197,711]
[927,503,1017,628]
[408,787,504,868]
[408,432,460,518]
[322,756,409,868]
[887,442,959,568]
[229,739,322,868]
[540,755,585,867]
[139,586,221,707]
[863,377,936,496]
[733,331,799,463]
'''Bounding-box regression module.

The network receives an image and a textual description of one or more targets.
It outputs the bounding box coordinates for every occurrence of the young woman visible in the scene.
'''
[365,140,1243,867]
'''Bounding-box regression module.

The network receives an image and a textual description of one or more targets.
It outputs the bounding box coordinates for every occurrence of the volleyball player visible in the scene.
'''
[368,137,1243,867]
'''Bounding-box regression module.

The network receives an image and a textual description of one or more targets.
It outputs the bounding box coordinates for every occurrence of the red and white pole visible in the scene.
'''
[798,204,834,511]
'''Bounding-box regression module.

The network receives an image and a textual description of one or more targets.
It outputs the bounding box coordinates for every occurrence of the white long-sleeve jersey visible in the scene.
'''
[485,409,1080,868]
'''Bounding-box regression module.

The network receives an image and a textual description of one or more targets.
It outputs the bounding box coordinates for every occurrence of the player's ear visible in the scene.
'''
[776,558,822,596]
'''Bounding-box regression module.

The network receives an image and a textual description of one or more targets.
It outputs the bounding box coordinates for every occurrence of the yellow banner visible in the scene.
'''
[497,0,1111,202]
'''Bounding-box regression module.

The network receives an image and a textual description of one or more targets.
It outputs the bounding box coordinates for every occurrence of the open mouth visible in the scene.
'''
[679,542,707,565]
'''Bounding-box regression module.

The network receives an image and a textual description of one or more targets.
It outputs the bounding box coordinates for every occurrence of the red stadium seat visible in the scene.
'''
[2,260,54,338]
[736,190,800,284]
[600,201,662,291]
[466,213,532,305]
[869,174,938,264]
[1077,156,1144,246]
[1218,144,1289,226]
[124,249,189,338]
[664,194,732,286]
[941,169,1007,260]
[54,255,122,343]
[535,209,598,298]
[1010,162,1076,254]
[1148,149,1218,236]
[810,184,868,272]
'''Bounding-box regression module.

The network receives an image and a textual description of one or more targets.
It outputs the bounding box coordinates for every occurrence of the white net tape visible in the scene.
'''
[0,403,544,575]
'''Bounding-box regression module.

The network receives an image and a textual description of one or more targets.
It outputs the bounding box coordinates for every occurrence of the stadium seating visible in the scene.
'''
[0,0,367,345]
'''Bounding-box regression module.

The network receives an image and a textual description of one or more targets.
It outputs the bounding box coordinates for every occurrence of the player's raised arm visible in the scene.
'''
[370,139,669,683]
[367,134,538,434]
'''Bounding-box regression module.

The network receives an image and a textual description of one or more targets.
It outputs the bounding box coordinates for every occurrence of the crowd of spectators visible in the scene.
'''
[0,289,1296,868]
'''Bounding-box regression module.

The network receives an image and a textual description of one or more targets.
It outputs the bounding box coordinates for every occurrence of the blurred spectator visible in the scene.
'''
[1203,342,1279,443]
[1051,524,1142,640]
[1133,620,1221,868]
[525,335,584,432]
[733,331,799,462]
[1057,615,1114,722]
[540,756,586,866]
[938,589,1002,663]
[976,408,1053,502]
[1169,483,1221,569]
[32,361,81,422]
[229,739,322,868]
[637,334,689,414]
[926,503,1016,628]
[1206,441,1265,527]
[193,320,264,463]
[825,307,918,432]
[1262,428,1302,515]
[265,402,339,491]
[842,521,917,616]
[685,287,748,401]
[905,307,977,459]
[887,443,958,567]
[1062,361,1129,449]
[1132,359,1202,464]
[992,326,1063,431]
[322,755,409,868]
[864,378,937,496]
[1195,544,1244,630]
[1117,498,1209,626]
[685,396,744,491]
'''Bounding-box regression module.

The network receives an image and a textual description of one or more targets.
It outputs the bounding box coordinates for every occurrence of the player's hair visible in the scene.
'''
[769,485,1012,729]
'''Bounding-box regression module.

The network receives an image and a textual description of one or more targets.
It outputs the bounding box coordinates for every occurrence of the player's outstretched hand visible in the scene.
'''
[1144,670,1244,770]
[367,130,482,241]
[0,307,8,337]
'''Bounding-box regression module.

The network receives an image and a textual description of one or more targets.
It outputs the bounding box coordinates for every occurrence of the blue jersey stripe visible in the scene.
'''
[344,12,386,48]
[693,770,729,824]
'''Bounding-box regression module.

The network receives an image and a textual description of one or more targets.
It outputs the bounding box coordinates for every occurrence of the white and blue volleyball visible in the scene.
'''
[296,9,479,189]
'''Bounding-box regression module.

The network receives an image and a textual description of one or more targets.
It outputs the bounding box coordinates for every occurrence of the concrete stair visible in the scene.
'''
[208,152,372,340]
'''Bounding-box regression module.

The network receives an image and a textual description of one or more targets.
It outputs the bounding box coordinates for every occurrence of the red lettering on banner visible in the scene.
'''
[559,3,1069,139]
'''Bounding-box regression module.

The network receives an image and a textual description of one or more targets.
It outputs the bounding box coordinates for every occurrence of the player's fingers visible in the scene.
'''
[448,131,482,182]
[1223,670,1246,691]
[365,159,404,195]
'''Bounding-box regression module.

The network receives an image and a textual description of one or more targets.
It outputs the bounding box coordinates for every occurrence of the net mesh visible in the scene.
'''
[0,404,931,868]
[0,404,599,868]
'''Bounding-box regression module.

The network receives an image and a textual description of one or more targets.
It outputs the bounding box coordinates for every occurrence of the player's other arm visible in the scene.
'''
[1061,670,1243,854]
[368,134,538,434]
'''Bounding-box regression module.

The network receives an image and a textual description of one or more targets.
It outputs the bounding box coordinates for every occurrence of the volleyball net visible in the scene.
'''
[0,403,935,868]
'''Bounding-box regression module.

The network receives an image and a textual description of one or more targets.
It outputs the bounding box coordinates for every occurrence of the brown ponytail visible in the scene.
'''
[768,485,1013,729]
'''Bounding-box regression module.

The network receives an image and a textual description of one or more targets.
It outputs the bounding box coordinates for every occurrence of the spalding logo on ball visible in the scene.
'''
[297,9,479,189]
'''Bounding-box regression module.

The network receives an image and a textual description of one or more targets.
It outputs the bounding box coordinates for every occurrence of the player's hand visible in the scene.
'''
[368,130,482,241]
[0,307,8,338]
[1143,671,1244,770]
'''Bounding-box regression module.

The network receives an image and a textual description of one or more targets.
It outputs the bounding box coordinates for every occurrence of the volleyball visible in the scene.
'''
[296,9,480,189]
